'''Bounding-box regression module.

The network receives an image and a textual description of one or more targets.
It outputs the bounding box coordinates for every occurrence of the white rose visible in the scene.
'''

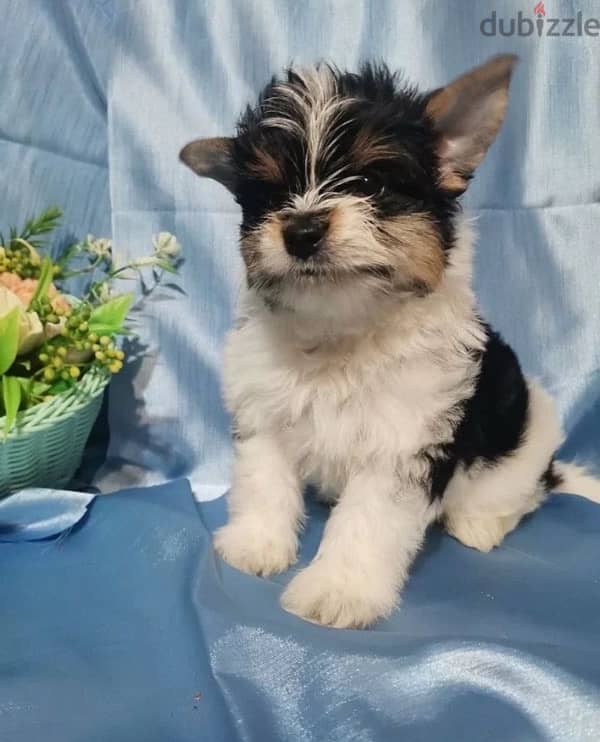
[85,234,113,259]
[152,231,180,258]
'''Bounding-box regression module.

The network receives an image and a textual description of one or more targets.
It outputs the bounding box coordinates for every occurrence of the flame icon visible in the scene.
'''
[534,1,545,15]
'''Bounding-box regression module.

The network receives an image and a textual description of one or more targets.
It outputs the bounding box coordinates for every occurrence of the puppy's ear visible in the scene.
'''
[426,54,518,194]
[179,137,236,192]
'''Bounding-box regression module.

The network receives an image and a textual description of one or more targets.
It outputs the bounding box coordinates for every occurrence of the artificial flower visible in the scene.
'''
[0,285,44,355]
[0,206,183,438]
[152,231,181,258]
[0,272,70,314]
[85,234,113,260]
[95,282,114,302]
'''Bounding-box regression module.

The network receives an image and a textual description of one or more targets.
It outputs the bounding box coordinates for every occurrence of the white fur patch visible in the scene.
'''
[262,66,354,191]
[217,218,573,627]
[443,381,563,551]
[281,469,438,628]
[214,434,304,576]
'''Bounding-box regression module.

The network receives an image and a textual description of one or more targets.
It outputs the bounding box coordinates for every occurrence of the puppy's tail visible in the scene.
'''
[552,461,600,504]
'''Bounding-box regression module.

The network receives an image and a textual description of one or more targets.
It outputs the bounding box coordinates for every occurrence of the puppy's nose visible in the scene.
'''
[282,215,327,261]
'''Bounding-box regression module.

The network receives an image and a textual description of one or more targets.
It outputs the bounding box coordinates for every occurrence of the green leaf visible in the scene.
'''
[155,260,178,274]
[29,257,54,307]
[47,379,73,395]
[84,324,119,336]
[2,375,22,436]
[89,294,134,334]
[31,381,51,396]
[56,241,82,267]
[19,206,62,241]
[15,377,32,406]
[0,307,20,375]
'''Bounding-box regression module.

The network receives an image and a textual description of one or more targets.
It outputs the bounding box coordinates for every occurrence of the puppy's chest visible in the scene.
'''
[224,324,463,468]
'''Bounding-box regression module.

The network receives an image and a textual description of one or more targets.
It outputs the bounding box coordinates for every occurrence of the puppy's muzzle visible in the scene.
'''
[282,213,328,261]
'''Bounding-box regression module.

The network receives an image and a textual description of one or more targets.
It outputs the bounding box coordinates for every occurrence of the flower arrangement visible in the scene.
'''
[0,207,181,436]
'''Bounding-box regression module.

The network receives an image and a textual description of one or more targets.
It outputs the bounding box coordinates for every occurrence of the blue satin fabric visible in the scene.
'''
[0,488,94,542]
[2,2,600,739]
[2,0,598,496]
[1,481,600,741]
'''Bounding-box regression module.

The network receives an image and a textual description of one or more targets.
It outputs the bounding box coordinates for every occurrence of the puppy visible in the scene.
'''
[181,56,600,629]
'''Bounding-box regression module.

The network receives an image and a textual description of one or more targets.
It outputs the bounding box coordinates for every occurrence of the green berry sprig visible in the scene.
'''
[0,206,63,278]
[1,207,181,433]
[91,334,125,374]
[38,345,81,382]
[0,244,42,279]
[34,298,126,384]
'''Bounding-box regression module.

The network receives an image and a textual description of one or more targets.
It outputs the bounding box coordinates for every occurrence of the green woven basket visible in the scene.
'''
[0,369,110,497]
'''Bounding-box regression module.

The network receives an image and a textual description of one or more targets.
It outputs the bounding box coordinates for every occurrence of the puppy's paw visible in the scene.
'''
[445,513,519,553]
[213,519,298,576]
[281,559,397,629]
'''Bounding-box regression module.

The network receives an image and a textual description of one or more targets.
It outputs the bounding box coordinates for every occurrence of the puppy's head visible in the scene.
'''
[181,55,516,310]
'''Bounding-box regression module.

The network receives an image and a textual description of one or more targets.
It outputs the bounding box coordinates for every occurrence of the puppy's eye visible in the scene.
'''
[356,175,385,198]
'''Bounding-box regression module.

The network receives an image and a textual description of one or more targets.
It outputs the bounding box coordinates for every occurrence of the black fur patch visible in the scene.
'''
[232,63,459,249]
[428,326,530,500]
[541,459,563,492]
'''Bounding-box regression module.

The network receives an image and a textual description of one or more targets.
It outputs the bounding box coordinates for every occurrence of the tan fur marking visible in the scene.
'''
[426,58,512,132]
[426,55,516,192]
[437,165,468,193]
[242,216,289,279]
[380,214,445,291]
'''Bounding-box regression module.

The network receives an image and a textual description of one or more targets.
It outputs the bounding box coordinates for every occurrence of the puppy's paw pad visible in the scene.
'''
[281,562,396,629]
[213,521,297,576]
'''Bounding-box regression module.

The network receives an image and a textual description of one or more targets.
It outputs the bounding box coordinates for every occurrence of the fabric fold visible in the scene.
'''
[0,488,96,542]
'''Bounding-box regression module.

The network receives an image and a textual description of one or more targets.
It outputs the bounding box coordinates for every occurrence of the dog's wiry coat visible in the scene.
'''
[181,57,600,628]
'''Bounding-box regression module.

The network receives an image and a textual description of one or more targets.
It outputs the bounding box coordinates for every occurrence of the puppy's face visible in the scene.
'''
[182,56,516,309]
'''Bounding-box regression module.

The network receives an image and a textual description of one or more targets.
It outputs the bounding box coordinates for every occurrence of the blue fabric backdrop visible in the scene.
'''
[2,0,598,498]
[1,1,600,740]
[2,480,600,741]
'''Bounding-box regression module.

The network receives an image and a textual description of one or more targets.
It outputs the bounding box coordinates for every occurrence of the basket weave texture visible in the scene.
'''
[0,370,109,497]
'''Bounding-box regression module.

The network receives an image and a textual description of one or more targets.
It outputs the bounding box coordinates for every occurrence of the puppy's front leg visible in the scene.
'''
[214,434,304,576]
[281,469,433,628]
